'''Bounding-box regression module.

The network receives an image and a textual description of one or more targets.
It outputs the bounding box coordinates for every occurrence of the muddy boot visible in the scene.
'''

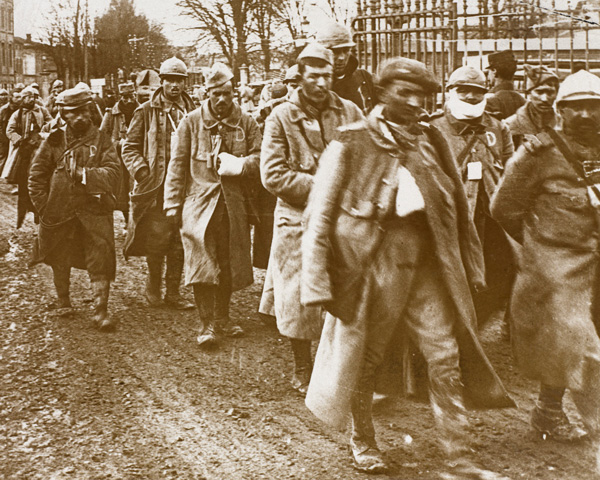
[51,265,72,309]
[215,286,243,337]
[164,249,194,310]
[194,284,218,346]
[289,338,313,394]
[145,255,164,307]
[91,279,116,331]
[531,384,588,442]
[350,389,388,473]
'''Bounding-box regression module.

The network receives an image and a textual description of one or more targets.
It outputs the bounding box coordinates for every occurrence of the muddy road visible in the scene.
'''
[0,183,598,480]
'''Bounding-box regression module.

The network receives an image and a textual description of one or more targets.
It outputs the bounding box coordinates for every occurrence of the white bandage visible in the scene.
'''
[395,166,425,217]
[217,152,243,176]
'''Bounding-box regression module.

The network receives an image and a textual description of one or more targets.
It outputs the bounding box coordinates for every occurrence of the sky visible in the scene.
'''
[15,0,199,45]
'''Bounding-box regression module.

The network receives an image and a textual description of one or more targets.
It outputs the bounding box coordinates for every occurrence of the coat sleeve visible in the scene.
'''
[240,115,262,178]
[301,139,347,306]
[28,138,54,214]
[499,121,515,164]
[121,106,148,178]
[99,112,113,137]
[490,144,540,243]
[6,110,21,145]
[84,136,121,196]
[260,111,313,207]
[163,115,190,211]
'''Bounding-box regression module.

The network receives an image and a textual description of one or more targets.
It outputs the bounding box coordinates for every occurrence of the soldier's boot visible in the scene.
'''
[433,376,511,480]
[164,248,194,310]
[145,255,164,307]
[215,286,243,337]
[51,265,72,309]
[194,284,218,346]
[289,338,313,394]
[530,385,588,442]
[91,278,116,331]
[350,388,388,474]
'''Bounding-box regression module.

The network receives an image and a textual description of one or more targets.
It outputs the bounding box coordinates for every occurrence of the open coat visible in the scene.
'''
[121,88,195,257]
[164,101,261,291]
[302,112,514,429]
[490,132,600,412]
[259,89,363,339]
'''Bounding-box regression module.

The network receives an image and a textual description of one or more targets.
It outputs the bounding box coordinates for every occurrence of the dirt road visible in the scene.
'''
[0,183,598,480]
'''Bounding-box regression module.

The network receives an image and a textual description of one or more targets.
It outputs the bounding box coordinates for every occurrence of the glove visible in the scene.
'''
[217,152,244,176]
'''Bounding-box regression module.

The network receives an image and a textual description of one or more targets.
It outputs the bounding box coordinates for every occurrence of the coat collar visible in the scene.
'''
[149,87,195,112]
[443,106,495,135]
[366,105,420,153]
[490,79,516,93]
[286,88,344,123]
[200,100,243,129]
[111,100,139,116]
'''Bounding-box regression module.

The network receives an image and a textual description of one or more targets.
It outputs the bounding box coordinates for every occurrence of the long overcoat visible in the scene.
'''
[302,112,514,429]
[490,133,600,410]
[259,89,362,339]
[164,101,261,291]
[28,125,121,278]
[121,88,195,257]
[504,102,558,148]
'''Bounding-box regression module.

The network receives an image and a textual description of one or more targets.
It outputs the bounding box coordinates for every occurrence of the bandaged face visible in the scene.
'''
[446,87,487,120]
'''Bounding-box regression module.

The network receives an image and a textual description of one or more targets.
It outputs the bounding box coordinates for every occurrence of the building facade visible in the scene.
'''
[0,0,14,88]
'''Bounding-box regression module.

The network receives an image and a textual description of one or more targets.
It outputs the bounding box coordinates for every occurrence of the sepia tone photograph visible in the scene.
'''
[2,0,600,478]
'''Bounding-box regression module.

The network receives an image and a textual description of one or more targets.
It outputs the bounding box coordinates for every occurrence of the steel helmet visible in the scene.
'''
[297,43,333,66]
[446,66,487,91]
[159,57,188,78]
[316,22,356,50]
[556,70,600,104]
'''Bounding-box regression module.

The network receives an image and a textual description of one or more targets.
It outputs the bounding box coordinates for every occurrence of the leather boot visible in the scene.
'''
[145,255,164,307]
[51,265,72,309]
[350,389,388,473]
[193,284,218,346]
[164,248,194,310]
[91,278,116,331]
[290,338,313,394]
[215,286,243,337]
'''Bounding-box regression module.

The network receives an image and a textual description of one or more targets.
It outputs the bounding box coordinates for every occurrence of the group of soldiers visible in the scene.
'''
[2,19,600,479]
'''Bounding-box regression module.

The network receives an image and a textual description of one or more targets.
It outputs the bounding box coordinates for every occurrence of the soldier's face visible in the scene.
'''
[22,94,35,108]
[331,47,351,76]
[63,105,92,135]
[0,92,8,105]
[559,99,600,139]
[528,84,557,111]
[301,64,333,104]
[381,79,426,126]
[120,92,136,106]
[162,76,185,101]
[208,82,234,118]
[10,92,21,106]
[454,85,486,105]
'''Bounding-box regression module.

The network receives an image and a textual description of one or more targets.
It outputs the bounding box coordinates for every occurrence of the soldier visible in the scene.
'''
[0,89,22,171]
[28,86,121,330]
[316,22,376,114]
[100,82,139,222]
[122,57,196,311]
[485,50,525,120]
[505,65,559,148]
[46,79,65,118]
[282,64,300,94]
[164,63,262,345]
[491,70,600,443]
[259,43,363,393]
[430,66,515,324]
[5,85,52,227]
[0,88,8,107]
[302,57,513,478]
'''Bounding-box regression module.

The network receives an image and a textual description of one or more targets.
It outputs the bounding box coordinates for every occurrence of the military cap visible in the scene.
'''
[556,70,600,104]
[316,22,356,50]
[118,82,135,95]
[283,64,300,83]
[523,65,559,92]
[14,83,25,91]
[447,66,486,91]
[377,57,440,93]
[159,57,188,78]
[0,88,8,95]
[52,79,64,89]
[486,50,518,76]
[297,43,334,66]
[271,83,288,100]
[205,62,234,90]
[20,85,37,97]
[57,86,93,110]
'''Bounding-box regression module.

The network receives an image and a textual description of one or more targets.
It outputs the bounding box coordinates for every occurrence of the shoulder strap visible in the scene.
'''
[544,128,589,182]
[456,134,479,167]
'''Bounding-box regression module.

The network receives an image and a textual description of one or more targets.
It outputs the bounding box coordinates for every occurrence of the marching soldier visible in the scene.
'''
[122,57,196,310]
[28,86,121,330]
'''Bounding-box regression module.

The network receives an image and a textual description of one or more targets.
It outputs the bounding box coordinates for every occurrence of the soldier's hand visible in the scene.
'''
[522,135,543,154]
[217,152,243,176]
[135,166,150,183]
